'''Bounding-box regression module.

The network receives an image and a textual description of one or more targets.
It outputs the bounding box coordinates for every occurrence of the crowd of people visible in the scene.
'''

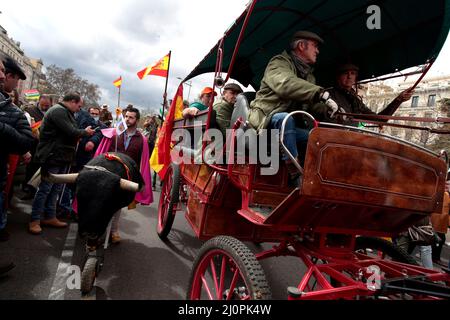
[0,54,161,276]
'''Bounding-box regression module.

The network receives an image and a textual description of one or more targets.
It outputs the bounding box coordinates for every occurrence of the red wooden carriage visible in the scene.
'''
[157,0,450,299]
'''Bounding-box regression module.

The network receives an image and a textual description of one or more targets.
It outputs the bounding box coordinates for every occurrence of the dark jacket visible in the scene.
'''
[35,103,90,167]
[75,109,107,169]
[26,104,46,122]
[0,92,34,186]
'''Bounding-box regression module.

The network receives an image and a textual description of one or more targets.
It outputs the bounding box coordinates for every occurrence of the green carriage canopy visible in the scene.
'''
[185,0,450,89]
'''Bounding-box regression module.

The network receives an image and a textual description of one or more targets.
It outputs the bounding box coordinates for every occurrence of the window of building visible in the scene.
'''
[411,96,419,107]
[427,94,436,107]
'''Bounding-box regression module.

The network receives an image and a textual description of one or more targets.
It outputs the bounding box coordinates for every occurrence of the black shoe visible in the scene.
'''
[0,262,15,276]
[0,229,10,242]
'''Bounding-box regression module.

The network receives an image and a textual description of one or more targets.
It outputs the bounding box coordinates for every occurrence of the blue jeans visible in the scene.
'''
[59,185,73,213]
[270,113,309,160]
[31,165,67,222]
[419,245,433,269]
[0,191,5,230]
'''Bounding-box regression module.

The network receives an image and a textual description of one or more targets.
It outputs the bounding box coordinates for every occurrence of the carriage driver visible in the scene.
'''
[247,30,340,187]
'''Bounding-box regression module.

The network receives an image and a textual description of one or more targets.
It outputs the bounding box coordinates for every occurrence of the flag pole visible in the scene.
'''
[162,51,172,118]
[117,76,122,109]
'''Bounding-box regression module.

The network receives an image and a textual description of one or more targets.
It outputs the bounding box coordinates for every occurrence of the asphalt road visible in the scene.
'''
[0,187,449,300]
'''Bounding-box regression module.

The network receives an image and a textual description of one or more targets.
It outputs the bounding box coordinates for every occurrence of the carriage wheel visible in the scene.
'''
[187,236,271,300]
[157,164,180,240]
[80,257,97,295]
[354,236,418,265]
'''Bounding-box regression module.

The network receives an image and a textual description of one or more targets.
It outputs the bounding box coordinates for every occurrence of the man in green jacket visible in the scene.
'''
[29,92,95,235]
[213,82,243,136]
[248,31,339,186]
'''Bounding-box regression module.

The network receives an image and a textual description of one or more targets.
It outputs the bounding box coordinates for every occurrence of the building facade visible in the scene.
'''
[0,25,45,100]
[364,75,450,148]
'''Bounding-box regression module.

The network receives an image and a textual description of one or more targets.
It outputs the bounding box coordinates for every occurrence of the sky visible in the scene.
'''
[1,0,449,114]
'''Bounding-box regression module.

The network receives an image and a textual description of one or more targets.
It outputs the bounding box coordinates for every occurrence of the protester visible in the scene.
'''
[0,56,33,275]
[99,104,113,127]
[29,92,95,235]
[142,115,158,157]
[22,95,54,199]
[107,107,145,243]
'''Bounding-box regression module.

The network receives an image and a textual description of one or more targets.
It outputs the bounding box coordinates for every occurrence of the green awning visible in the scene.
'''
[185,0,450,89]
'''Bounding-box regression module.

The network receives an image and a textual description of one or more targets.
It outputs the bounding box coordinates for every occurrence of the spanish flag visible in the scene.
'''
[113,76,122,88]
[150,84,183,178]
[137,53,170,80]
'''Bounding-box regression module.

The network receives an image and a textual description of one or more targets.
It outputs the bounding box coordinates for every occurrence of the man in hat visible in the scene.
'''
[328,63,414,124]
[248,31,339,187]
[213,83,243,136]
[182,87,217,118]
[0,56,33,274]
[100,104,113,127]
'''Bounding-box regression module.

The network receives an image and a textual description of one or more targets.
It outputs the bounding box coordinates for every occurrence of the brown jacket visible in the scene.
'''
[430,191,449,233]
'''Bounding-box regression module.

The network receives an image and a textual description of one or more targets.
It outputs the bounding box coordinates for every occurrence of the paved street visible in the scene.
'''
[0,186,449,300]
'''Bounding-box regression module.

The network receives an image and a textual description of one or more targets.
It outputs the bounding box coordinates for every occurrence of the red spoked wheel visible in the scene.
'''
[157,164,180,240]
[187,236,271,300]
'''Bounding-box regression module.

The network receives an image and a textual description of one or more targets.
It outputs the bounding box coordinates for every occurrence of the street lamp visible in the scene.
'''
[176,77,192,101]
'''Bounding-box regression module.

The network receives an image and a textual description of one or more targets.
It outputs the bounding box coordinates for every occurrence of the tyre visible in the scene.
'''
[157,164,180,239]
[80,257,97,294]
[187,236,271,300]
[355,236,418,265]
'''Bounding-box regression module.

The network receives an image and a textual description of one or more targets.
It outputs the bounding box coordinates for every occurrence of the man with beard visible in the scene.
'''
[108,107,144,243]
[0,56,34,274]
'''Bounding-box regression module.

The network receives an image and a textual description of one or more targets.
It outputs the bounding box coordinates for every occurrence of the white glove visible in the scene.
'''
[325,98,339,118]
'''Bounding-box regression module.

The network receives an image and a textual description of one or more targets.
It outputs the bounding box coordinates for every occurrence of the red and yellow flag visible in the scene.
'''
[150,84,183,178]
[113,76,122,88]
[137,53,170,80]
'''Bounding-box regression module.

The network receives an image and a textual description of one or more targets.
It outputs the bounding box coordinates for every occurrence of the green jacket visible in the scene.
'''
[35,103,89,166]
[213,98,234,136]
[248,50,323,131]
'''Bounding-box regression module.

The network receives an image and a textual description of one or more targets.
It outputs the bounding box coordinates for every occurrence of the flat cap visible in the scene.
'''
[2,55,26,80]
[292,31,324,44]
[223,83,243,93]
[336,63,359,75]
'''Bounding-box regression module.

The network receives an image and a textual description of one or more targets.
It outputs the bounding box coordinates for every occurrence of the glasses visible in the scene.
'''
[90,113,100,116]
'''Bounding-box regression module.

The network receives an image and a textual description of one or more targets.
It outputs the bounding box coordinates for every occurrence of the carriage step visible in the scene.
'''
[248,205,273,218]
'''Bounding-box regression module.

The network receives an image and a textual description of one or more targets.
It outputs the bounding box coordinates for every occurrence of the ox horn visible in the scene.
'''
[120,179,141,192]
[44,173,79,184]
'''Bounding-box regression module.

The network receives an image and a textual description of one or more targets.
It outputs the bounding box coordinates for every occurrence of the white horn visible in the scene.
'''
[120,179,140,192]
[44,173,79,184]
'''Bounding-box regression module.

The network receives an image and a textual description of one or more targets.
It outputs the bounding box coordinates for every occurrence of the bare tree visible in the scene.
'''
[39,64,101,106]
